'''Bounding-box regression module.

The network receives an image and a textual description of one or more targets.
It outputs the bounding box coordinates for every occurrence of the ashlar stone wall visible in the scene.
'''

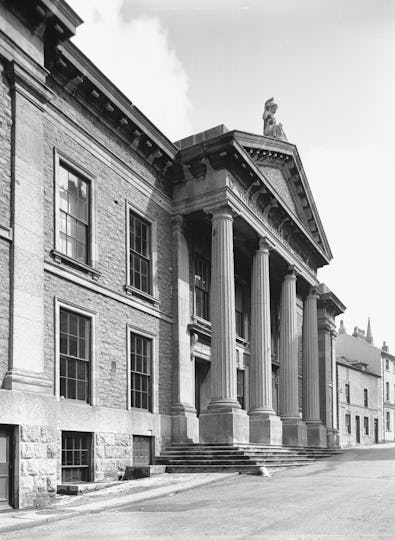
[19,425,59,508]
[95,432,132,481]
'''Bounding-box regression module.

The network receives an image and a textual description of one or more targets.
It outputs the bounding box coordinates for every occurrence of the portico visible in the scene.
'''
[170,124,339,448]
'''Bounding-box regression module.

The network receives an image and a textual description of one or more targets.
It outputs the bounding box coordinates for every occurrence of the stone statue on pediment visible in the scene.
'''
[263,97,287,141]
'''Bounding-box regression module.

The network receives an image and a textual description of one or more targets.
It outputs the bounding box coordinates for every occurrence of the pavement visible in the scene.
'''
[0,472,237,536]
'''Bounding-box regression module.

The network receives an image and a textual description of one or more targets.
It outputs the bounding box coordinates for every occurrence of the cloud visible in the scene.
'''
[66,0,192,141]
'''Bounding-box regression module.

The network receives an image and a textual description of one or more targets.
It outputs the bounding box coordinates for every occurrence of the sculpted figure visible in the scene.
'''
[263,97,287,141]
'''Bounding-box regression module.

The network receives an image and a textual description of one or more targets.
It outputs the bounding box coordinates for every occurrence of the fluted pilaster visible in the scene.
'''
[279,267,299,418]
[302,288,321,422]
[209,206,239,409]
[249,237,274,413]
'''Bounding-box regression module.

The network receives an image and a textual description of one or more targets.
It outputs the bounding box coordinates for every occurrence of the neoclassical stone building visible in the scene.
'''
[0,0,344,509]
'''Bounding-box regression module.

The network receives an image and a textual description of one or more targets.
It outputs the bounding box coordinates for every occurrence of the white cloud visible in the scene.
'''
[67,0,192,141]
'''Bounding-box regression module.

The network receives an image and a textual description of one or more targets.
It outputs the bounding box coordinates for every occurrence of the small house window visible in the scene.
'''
[345,414,351,434]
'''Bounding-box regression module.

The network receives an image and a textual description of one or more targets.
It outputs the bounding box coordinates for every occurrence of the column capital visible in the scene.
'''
[203,203,237,221]
[306,286,320,299]
[258,236,274,252]
[284,265,298,280]
[171,214,184,232]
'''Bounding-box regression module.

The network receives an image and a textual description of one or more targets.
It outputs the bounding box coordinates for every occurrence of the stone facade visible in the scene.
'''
[0,0,345,509]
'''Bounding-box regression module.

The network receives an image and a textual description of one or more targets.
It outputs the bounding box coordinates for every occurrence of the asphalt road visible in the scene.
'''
[6,444,395,539]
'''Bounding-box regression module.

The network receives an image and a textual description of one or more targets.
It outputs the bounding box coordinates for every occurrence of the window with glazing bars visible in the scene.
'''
[60,309,90,402]
[363,417,369,435]
[345,383,350,404]
[237,369,245,409]
[130,333,152,410]
[61,432,91,483]
[345,413,351,434]
[235,283,244,338]
[58,163,90,264]
[386,411,391,431]
[386,382,390,401]
[129,211,151,294]
[194,255,210,320]
[364,388,368,407]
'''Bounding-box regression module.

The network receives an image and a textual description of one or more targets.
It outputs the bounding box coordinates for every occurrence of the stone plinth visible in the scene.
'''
[327,428,339,449]
[171,404,199,443]
[282,418,307,447]
[249,413,282,445]
[306,422,327,448]
[199,408,249,444]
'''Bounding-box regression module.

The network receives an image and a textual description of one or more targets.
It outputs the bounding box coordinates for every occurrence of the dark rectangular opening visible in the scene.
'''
[61,431,92,483]
[133,436,153,466]
[0,425,14,510]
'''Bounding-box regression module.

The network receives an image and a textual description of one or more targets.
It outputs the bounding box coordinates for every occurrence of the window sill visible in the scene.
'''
[51,250,101,280]
[128,406,153,414]
[236,336,250,348]
[189,317,212,339]
[59,396,92,405]
[124,285,159,307]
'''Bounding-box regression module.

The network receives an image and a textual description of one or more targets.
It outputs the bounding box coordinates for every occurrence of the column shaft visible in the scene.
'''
[302,289,321,422]
[279,269,299,418]
[249,238,274,413]
[209,207,239,408]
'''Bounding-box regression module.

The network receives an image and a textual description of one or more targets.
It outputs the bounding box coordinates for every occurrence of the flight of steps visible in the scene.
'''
[156,443,341,474]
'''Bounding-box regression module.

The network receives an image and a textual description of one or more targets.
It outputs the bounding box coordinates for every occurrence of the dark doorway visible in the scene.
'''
[0,426,13,510]
[374,418,379,443]
[355,416,361,444]
[195,359,210,416]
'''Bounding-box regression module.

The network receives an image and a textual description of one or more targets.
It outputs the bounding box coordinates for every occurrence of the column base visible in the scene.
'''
[171,403,199,443]
[326,428,339,449]
[306,422,327,448]
[249,413,283,445]
[281,417,307,447]
[3,369,51,393]
[199,408,249,444]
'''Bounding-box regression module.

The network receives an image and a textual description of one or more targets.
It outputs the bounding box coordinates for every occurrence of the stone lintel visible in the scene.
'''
[199,409,249,444]
[249,414,283,445]
[281,418,307,447]
[306,422,327,448]
[3,369,51,393]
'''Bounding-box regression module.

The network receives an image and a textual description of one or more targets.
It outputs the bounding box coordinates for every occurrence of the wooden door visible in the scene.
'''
[355,416,360,443]
[0,429,10,509]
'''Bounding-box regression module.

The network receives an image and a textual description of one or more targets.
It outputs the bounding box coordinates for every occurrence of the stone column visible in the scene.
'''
[171,216,198,443]
[199,206,248,443]
[302,288,327,447]
[330,330,338,431]
[3,62,52,392]
[249,237,282,444]
[279,266,307,446]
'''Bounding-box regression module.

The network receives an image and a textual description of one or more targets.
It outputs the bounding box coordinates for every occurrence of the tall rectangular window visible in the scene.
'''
[385,359,390,370]
[58,163,90,264]
[194,255,210,321]
[386,411,391,431]
[61,432,91,483]
[345,414,351,434]
[386,382,390,401]
[129,211,151,294]
[130,333,152,411]
[345,383,350,404]
[60,309,90,402]
[364,388,368,407]
[237,369,245,409]
[235,283,244,338]
[364,417,369,435]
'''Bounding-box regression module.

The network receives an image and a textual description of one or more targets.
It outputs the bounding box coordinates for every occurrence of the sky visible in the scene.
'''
[67,0,395,349]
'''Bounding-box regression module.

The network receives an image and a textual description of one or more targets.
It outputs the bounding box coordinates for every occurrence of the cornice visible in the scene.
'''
[174,132,331,269]
[56,42,177,162]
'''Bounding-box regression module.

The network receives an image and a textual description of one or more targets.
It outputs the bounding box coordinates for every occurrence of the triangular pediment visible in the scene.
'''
[234,131,332,261]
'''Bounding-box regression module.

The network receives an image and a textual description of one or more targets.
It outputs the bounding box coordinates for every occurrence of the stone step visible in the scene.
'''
[165,463,311,474]
[157,458,314,466]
